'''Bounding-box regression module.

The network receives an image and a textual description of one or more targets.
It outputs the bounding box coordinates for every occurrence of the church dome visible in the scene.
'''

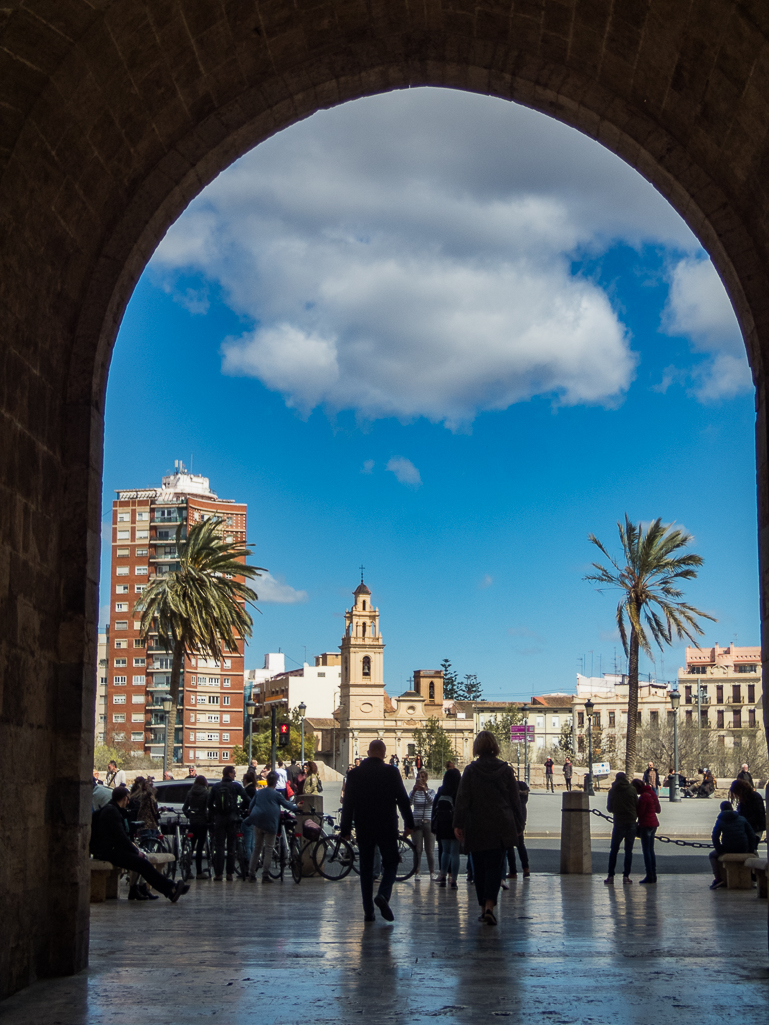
[354,582,371,595]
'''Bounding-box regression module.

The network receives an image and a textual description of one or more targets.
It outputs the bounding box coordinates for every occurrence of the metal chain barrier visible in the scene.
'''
[589,807,714,849]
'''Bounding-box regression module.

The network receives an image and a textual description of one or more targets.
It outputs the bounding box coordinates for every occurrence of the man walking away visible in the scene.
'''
[563,759,573,791]
[604,772,638,885]
[544,757,555,793]
[709,800,758,889]
[341,740,415,923]
[208,765,248,881]
[245,771,301,882]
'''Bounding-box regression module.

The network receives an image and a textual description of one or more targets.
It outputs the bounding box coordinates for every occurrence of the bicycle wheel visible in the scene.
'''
[394,835,418,882]
[289,837,303,884]
[312,835,354,880]
[179,839,193,882]
[137,835,176,879]
[268,834,286,880]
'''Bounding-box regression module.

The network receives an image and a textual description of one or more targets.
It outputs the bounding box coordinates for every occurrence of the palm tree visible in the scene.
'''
[585,516,715,774]
[134,516,265,767]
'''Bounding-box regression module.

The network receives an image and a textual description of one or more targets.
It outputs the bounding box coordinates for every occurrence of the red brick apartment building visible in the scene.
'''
[105,464,247,767]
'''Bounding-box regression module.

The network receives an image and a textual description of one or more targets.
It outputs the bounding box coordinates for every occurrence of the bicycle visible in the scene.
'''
[300,805,355,881]
[329,809,415,883]
[263,811,303,883]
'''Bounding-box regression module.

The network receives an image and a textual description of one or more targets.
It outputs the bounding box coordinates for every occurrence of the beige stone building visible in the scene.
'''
[678,643,763,748]
[333,580,475,769]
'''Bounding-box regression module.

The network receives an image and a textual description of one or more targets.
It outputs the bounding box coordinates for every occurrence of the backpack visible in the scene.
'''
[433,793,454,833]
[216,781,239,816]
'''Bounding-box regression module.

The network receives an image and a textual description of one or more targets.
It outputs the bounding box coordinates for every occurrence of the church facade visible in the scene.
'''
[335,580,475,769]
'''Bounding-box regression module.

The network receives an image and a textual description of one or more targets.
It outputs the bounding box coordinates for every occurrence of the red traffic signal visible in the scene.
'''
[278,722,290,747]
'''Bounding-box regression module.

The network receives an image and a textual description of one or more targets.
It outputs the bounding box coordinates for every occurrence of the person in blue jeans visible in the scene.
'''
[631,777,661,883]
[604,772,639,885]
[432,767,462,887]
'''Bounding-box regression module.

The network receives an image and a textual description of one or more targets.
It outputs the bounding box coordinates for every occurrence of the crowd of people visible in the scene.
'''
[92,742,767,920]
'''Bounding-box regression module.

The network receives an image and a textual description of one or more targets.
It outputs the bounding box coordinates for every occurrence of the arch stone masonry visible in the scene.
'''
[2,0,769,999]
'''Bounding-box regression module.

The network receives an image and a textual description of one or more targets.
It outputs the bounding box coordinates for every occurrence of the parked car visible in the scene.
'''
[151,778,200,827]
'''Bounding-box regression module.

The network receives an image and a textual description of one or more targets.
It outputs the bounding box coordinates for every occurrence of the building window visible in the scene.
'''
[221,752,230,761]
[735,664,758,673]
[732,710,742,728]
[317,672,325,677]
[136,565,148,575]
[131,694,145,704]
[748,684,755,703]
[117,513,130,522]
[223,678,231,688]
[748,708,756,727]
[700,711,709,728]
[536,716,544,728]
[114,658,127,667]
[134,638,145,647]
[650,710,659,725]
[608,711,616,727]
[112,714,125,723]
[131,732,144,742]
[429,681,435,700]
[551,716,560,729]
[137,511,148,521]
[222,714,230,723]
[112,731,125,741]
[132,675,145,685]
[116,566,129,576]
[207,715,220,723]
[116,548,130,557]
[206,733,219,742]
[689,665,707,674]
[685,710,693,724]
[577,736,584,753]
[135,584,146,594]
[716,709,724,728]
[732,686,741,704]
[362,656,371,677]
[114,676,127,685]
[114,640,125,649]
[116,584,129,594]
[684,686,692,704]
[208,695,220,705]
[222,695,230,706]
[197,695,207,704]
[577,712,584,727]
[222,733,230,742]
[131,713,144,722]
[136,531,149,540]
[113,695,126,704]
[117,529,130,540]
[716,685,723,703]
[115,602,127,612]
[133,658,145,667]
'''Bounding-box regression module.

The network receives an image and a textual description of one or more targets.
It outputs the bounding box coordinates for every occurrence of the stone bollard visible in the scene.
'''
[560,790,592,874]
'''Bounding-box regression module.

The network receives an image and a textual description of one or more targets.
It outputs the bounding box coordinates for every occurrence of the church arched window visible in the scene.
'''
[362,622,366,638]
[362,655,371,677]
[429,681,435,700]
[362,600,366,610]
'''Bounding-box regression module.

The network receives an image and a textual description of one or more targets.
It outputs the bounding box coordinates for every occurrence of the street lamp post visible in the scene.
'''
[669,689,681,802]
[298,701,307,763]
[160,692,173,778]
[584,698,595,796]
[522,704,530,785]
[246,696,256,765]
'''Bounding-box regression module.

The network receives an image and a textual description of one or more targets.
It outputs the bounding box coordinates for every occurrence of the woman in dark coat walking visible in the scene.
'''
[453,731,524,925]
[432,767,462,887]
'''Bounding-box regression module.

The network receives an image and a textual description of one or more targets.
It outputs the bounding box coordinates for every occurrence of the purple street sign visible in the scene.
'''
[510,725,535,740]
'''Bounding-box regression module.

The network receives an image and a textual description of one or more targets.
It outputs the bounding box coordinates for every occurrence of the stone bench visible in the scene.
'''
[745,857,768,898]
[718,852,755,889]
[89,852,176,903]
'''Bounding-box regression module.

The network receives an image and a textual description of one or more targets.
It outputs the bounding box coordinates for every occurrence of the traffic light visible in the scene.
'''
[278,722,290,748]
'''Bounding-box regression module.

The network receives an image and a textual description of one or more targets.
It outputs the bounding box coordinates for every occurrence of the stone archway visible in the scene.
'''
[2,0,769,999]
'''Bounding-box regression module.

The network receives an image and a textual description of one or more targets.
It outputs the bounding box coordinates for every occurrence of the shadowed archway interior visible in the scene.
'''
[2,0,769,1000]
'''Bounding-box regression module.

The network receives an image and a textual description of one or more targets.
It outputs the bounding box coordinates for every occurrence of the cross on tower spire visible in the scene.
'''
[359,563,365,583]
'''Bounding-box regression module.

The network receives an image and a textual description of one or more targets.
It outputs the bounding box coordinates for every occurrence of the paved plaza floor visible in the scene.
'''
[3,871,767,1024]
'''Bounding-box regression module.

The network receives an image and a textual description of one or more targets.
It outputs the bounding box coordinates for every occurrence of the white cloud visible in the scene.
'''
[661,257,751,401]
[386,456,422,487]
[361,459,375,474]
[478,574,493,589]
[152,88,710,427]
[255,573,308,604]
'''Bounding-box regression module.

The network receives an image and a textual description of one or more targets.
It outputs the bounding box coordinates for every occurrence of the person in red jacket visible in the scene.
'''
[631,778,661,884]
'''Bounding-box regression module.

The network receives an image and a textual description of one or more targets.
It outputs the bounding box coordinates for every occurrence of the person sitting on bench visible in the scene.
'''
[708,800,758,890]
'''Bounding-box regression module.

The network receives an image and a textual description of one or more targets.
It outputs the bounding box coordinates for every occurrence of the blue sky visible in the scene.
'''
[101,88,758,700]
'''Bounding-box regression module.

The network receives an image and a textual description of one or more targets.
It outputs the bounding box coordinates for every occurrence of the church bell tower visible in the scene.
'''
[339,575,385,730]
